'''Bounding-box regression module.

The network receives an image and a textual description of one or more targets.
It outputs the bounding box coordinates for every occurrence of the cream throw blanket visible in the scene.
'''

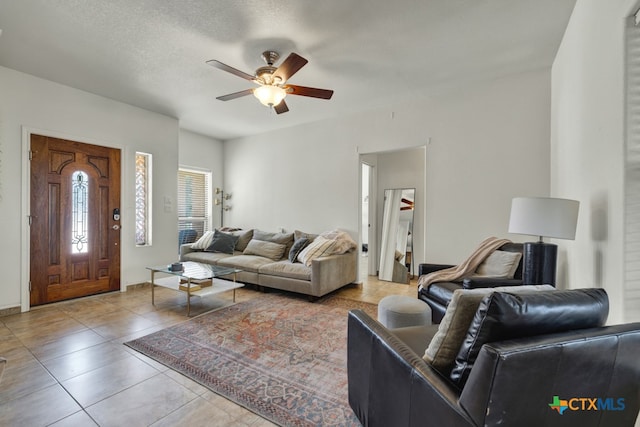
[418,236,511,291]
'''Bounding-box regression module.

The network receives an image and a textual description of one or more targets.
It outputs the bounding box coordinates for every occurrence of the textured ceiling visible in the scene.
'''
[0,0,576,140]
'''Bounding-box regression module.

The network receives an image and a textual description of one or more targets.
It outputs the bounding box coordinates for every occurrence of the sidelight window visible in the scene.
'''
[135,152,152,246]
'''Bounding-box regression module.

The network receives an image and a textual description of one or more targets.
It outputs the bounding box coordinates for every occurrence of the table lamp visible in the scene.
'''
[508,197,579,286]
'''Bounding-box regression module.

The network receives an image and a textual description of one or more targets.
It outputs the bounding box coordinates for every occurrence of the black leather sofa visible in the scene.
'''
[348,289,640,426]
[418,242,525,323]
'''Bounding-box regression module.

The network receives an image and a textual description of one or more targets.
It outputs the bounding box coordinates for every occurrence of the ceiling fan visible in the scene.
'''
[206,51,334,114]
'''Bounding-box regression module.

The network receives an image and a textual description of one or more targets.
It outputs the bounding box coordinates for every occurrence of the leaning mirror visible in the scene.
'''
[379,188,415,283]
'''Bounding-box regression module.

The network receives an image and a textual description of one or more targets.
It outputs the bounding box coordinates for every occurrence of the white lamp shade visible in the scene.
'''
[508,197,579,240]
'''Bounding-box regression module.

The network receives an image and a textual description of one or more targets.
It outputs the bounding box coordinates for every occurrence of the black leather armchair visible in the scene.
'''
[419,242,525,323]
[348,310,640,426]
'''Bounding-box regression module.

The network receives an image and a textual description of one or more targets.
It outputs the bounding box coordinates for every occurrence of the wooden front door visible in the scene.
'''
[30,134,121,306]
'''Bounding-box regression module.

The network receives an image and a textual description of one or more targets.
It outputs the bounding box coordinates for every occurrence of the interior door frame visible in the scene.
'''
[364,161,378,276]
[20,126,125,312]
[358,156,378,280]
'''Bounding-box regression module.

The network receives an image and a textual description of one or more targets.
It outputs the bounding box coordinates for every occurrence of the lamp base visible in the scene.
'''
[522,242,557,287]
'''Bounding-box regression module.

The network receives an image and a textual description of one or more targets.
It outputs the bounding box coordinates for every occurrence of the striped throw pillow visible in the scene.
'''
[297,236,336,266]
[191,231,215,250]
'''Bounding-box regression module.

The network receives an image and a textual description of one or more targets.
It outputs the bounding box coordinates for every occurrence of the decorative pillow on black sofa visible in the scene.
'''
[450,288,609,388]
[423,285,554,374]
[205,230,239,254]
[473,250,521,278]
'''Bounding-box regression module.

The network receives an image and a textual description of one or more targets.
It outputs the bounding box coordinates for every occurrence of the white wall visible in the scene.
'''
[224,69,551,267]
[178,129,225,228]
[0,64,551,311]
[551,0,638,324]
[0,66,179,311]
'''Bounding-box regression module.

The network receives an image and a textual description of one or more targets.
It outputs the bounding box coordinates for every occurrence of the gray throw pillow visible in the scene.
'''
[205,230,239,254]
[294,229,318,242]
[289,237,310,263]
[253,230,294,253]
[474,250,522,278]
[228,229,253,252]
[243,239,287,261]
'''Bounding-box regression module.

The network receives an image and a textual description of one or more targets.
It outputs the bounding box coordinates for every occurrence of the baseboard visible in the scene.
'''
[126,282,149,291]
[0,306,21,318]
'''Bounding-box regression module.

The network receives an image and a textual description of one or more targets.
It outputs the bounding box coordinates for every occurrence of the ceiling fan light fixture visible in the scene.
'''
[253,85,286,107]
[209,51,332,114]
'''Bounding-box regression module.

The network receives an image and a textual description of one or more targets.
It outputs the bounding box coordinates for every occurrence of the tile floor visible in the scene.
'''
[0,273,417,426]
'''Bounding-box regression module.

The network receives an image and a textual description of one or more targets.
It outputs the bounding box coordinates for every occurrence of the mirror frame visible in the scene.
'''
[379,188,415,283]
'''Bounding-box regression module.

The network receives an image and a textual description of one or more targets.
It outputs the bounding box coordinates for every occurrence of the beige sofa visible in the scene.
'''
[179,228,358,299]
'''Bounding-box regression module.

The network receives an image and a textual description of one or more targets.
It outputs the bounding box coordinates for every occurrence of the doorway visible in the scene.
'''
[358,146,426,284]
[29,134,121,306]
[360,162,376,281]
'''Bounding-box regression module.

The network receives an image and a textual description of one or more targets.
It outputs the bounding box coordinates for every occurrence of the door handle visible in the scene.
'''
[112,225,120,230]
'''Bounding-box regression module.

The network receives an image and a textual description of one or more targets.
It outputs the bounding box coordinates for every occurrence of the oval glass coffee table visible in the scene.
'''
[147,261,243,316]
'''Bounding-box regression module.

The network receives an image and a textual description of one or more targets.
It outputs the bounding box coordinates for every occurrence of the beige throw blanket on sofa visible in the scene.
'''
[418,236,511,291]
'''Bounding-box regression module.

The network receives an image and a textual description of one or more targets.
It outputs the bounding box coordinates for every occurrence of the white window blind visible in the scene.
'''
[178,168,211,239]
[625,15,640,322]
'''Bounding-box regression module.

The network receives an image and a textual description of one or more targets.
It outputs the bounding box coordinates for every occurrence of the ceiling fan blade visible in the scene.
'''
[273,53,308,83]
[274,100,289,114]
[216,88,254,101]
[206,60,255,81]
[286,85,334,100]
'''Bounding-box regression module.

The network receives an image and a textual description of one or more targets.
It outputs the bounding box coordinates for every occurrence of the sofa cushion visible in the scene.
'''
[191,230,215,250]
[253,230,295,253]
[243,239,286,261]
[289,237,310,263]
[423,285,554,375]
[258,260,312,281]
[217,255,275,273]
[474,250,521,279]
[205,230,239,254]
[450,288,609,388]
[294,229,318,242]
[228,229,253,252]
[297,236,337,266]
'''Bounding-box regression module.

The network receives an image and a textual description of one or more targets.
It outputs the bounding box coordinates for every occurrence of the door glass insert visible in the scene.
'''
[71,171,89,254]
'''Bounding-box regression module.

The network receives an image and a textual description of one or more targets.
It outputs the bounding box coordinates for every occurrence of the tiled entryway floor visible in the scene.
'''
[0,277,416,426]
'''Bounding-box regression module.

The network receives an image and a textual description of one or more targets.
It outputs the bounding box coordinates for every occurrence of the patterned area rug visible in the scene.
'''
[125,293,377,426]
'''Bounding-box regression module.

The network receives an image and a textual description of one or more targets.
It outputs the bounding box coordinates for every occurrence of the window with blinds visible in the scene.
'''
[625,13,640,322]
[178,168,212,239]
